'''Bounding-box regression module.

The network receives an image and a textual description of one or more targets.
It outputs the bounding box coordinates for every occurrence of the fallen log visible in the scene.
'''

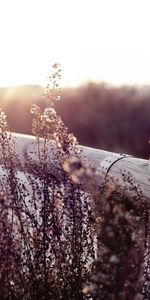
[8,132,150,202]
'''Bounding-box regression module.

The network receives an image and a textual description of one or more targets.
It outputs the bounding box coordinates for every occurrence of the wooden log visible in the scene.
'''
[6,132,150,202]
[80,145,150,201]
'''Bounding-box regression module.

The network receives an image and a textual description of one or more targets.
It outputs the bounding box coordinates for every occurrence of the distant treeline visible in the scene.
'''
[0,83,150,159]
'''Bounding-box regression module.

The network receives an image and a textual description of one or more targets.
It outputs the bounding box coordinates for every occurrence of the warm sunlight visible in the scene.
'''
[0,0,150,87]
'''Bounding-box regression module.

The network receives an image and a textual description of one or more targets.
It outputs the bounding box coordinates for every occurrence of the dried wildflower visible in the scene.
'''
[0,64,149,300]
[63,156,86,183]
[90,176,149,300]
[30,104,41,115]
[0,65,96,300]
[0,109,9,132]
[44,63,62,106]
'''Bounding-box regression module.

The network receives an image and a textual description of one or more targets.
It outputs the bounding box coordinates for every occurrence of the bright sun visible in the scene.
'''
[0,0,150,88]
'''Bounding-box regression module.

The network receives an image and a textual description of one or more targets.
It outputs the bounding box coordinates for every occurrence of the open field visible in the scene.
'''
[0,83,150,159]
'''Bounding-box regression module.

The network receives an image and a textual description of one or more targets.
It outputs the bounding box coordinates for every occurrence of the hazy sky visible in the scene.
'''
[0,0,150,87]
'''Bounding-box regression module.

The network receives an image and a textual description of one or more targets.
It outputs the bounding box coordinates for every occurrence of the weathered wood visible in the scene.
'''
[6,132,150,202]
[80,145,150,201]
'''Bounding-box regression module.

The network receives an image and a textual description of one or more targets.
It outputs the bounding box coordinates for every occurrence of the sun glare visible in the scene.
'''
[0,0,150,87]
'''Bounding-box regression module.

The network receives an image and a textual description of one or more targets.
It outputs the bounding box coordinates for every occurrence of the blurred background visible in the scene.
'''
[0,0,150,159]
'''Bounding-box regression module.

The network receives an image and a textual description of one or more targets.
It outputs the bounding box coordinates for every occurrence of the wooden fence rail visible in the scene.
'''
[8,132,150,202]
